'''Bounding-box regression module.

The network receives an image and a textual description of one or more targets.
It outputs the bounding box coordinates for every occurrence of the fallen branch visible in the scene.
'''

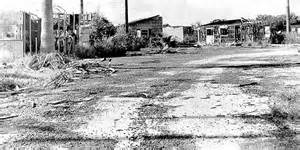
[0,115,18,120]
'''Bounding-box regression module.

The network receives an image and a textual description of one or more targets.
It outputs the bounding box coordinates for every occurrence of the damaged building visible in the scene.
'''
[199,18,248,44]
[163,25,195,42]
[0,11,41,58]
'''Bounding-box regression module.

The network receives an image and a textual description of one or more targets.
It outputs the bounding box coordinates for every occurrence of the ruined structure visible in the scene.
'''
[0,11,41,58]
[163,25,194,42]
[198,18,267,45]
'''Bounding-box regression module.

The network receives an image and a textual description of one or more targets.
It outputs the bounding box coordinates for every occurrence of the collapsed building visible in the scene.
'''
[0,11,41,58]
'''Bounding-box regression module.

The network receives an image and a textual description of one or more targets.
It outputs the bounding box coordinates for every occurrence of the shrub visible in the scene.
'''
[74,45,96,59]
[90,15,117,42]
[94,36,126,57]
[93,33,147,58]
[127,34,148,51]
[183,35,198,45]
[150,36,164,48]
[77,14,148,58]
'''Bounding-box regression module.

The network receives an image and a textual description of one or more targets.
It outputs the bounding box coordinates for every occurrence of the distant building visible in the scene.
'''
[128,15,163,38]
[291,22,300,34]
[199,18,249,44]
[163,25,194,42]
[0,11,41,58]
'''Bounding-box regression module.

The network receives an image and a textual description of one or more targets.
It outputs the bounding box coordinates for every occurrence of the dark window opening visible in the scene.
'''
[207,29,213,36]
[220,28,228,35]
[141,30,148,37]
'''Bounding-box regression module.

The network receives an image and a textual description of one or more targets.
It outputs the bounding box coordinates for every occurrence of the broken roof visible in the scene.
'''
[129,15,161,25]
[202,18,249,26]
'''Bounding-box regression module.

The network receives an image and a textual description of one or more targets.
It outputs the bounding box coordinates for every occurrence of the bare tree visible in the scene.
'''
[41,0,55,53]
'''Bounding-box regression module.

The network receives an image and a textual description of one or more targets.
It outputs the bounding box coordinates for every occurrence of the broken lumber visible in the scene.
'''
[238,82,259,87]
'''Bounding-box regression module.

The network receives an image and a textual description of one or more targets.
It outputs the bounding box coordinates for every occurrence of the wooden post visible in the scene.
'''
[29,14,32,55]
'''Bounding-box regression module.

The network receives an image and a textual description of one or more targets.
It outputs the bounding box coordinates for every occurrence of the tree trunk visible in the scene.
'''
[41,0,55,53]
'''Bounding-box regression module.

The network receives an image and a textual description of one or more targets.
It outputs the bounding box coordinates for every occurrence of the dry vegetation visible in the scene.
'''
[0,53,116,94]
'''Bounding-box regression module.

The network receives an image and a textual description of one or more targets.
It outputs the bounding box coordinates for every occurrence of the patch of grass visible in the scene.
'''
[270,89,300,121]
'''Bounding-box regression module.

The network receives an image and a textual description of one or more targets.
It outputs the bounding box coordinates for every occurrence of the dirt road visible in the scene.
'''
[0,47,299,149]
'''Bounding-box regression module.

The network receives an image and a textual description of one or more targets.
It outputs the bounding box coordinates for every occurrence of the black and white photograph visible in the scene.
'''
[0,0,299,149]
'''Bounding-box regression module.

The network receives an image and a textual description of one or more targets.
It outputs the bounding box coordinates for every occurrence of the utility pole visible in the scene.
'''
[80,0,84,14]
[125,0,129,33]
[286,0,291,33]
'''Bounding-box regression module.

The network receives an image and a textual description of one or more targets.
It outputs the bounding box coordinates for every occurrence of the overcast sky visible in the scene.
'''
[1,0,300,25]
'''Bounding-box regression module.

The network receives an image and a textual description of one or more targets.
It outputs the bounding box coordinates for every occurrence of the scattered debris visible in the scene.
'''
[44,71,73,89]
[26,54,117,89]
[28,53,67,71]
[238,82,260,87]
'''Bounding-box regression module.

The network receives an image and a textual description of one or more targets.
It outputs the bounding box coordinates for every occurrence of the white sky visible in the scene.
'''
[0,0,299,25]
